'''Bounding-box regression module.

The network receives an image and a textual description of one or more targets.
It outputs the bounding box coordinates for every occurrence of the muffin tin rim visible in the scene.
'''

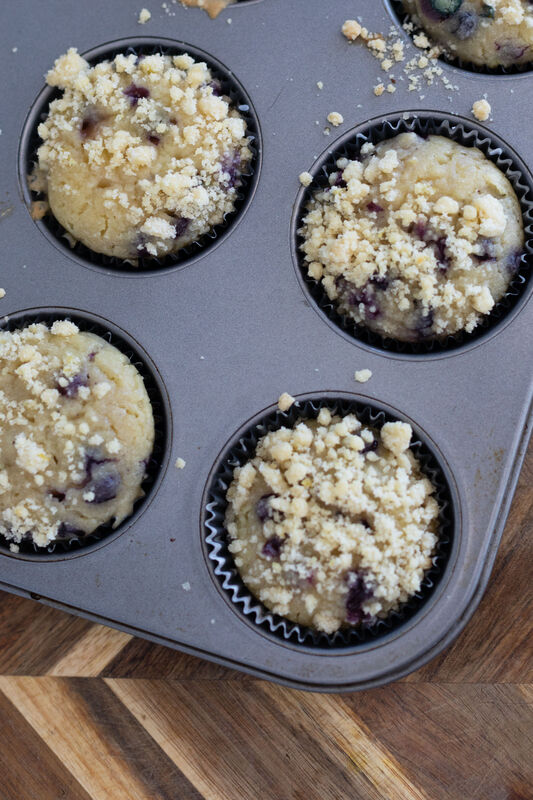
[200,390,461,656]
[290,108,533,361]
[0,305,173,562]
[17,35,263,279]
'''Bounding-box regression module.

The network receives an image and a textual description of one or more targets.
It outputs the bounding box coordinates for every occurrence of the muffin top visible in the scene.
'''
[33,49,252,261]
[402,0,533,68]
[0,321,154,548]
[299,133,524,342]
[225,408,440,635]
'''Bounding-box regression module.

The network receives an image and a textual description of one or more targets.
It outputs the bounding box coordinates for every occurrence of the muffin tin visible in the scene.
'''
[0,0,531,691]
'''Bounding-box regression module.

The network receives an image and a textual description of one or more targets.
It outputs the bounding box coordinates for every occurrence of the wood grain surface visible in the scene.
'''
[0,447,531,800]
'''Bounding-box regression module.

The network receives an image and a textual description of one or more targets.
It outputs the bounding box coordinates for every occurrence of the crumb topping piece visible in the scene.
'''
[472,98,491,121]
[138,8,151,23]
[34,49,252,261]
[327,112,344,127]
[278,393,296,412]
[0,322,154,547]
[225,411,440,634]
[299,172,313,188]
[299,133,524,342]
[354,369,372,383]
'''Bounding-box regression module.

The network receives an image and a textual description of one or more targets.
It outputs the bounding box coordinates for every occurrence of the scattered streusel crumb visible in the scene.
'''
[181,581,191,591]
[327,112,344,127]
[175,457,186,469]
[0,289,5,299]
[374,83,385,96]
[138,7,151,23]
[342,19,363,41]
[354,369,372,384]
[472,99,491,122]
[299,172,313,188]
[316,81,324,90]
[278,393,296,412]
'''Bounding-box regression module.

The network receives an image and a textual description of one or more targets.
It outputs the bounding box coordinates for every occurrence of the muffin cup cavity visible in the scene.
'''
[292,111,533,356]
[19,37,262,276]
[203,396,455,649]
[0,308,170,560]
[387,0,533,75]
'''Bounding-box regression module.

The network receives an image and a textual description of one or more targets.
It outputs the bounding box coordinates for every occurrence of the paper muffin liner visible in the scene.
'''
[389,1,533,75]
[204,396,454,649]
[0,308,168,558]
[20,37,261,275]
[293,111,533,355]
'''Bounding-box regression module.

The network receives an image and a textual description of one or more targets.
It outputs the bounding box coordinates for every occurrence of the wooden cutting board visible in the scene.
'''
[0,447,531,800]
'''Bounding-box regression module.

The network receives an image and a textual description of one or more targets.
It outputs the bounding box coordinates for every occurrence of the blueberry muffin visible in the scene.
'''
[402,0,533,68]
[32,49,252,261]
[225,408,439,634]
[0,321,154,548]
[299,133,524,342]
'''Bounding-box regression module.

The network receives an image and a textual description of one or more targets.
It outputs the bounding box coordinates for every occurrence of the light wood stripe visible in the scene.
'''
[263,684,430,800]
[0,676,157,800]
[47,624,132,677]
[105,678,428,800]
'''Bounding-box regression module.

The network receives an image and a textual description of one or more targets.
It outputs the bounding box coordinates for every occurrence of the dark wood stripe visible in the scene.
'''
[0,690,92,800]
[101,636,242,680]
[68,678,204,800]
[0,593,94,675]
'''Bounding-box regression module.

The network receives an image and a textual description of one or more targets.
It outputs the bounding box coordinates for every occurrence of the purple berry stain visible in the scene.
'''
[367,201,384,213]
[147,133,160,145]
[87,471,121,504]
[256,494,276,522]
[261,535,283,560]
[332,170,347,189]
[221,152,242,189]
[345,571,373,625]
[174,217,191,238]
[56,372,88,399]
[370,273,389,290]
[495,40,530,61]
[80,110,102,139]
[361,437,378,455]
[56,522,84,539]
[123,84,150,106]
[449,10,478,39]
[415,307,435,338]
[433,237,450,272]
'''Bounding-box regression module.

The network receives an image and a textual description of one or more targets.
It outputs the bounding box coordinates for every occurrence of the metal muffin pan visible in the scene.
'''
[0,0,531,691]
